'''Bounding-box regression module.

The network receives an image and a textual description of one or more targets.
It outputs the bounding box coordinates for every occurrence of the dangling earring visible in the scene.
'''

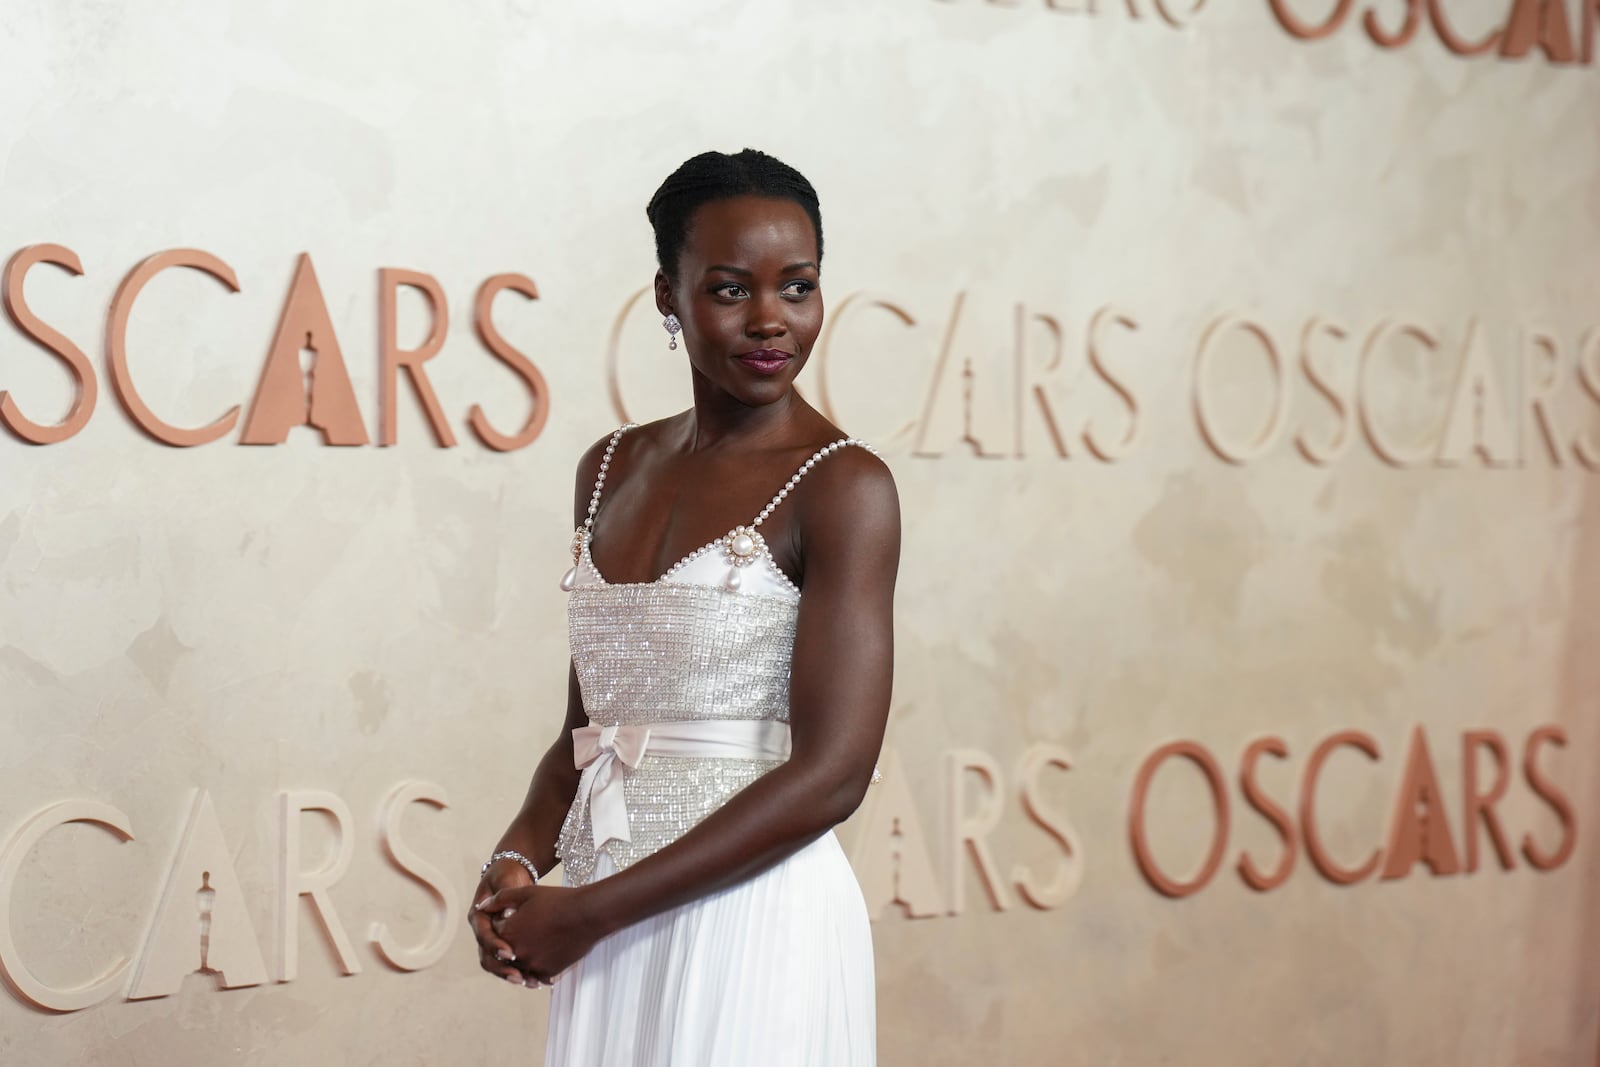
[663,313,681,351]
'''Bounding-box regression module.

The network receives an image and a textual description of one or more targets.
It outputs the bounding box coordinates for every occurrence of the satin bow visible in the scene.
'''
[572,723,653,851]
[569,719,793,855]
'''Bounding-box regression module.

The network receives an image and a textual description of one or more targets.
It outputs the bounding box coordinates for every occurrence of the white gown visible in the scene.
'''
[545,426,878,1067]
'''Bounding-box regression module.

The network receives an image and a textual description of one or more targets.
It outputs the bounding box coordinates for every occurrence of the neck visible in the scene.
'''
[684,368,803,450]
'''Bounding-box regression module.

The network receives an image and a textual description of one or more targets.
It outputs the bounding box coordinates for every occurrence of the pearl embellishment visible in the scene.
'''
[720,526,767,576]
[562,428,879,597]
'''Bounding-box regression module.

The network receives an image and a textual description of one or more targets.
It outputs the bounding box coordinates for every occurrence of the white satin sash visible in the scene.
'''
[571,719,792,852]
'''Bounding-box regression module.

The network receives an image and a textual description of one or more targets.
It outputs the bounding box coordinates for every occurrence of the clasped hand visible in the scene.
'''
[469,869,602,989]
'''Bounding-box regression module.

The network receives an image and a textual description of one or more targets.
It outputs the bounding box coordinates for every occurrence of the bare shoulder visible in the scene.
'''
[801,442,897,506]
[794,442,901,551]
[572,423,635,526]
[570,416,683,525]
[575,432,614,482]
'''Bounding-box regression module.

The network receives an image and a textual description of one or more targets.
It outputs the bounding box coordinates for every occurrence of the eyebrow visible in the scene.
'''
[705,261,820,276]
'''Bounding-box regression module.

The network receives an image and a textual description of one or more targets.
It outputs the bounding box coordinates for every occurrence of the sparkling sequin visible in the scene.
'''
[555,583,800,886]
[568,584,798,726]
[556,755,783,886]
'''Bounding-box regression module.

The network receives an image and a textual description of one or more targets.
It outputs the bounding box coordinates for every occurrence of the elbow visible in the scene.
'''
[779,751,879,833]
[812,766,874,831]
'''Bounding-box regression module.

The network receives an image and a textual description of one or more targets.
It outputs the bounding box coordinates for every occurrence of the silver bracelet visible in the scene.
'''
[481,850,540,884]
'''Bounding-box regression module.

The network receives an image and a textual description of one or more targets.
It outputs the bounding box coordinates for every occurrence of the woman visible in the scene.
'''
[469,148,900,1066]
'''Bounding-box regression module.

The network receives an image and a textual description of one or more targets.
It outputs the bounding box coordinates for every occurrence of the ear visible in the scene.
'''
[652,269,675,318]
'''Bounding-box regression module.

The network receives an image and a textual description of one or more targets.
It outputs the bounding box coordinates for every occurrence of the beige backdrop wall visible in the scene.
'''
[2,1,1598,1064]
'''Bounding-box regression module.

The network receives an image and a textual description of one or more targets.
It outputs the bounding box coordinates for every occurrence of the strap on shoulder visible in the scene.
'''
[582,423,638,534]
[749,438,877,529]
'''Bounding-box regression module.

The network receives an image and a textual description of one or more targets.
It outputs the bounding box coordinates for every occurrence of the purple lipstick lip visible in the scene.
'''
[735,348,794,374]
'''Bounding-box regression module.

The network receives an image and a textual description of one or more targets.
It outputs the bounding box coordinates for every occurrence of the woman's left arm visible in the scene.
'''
[484,450,900,983]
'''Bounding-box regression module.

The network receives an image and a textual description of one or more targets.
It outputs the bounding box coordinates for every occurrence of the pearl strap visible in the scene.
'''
[584,423,638,535]
[564,423,638,582]
[571,430,876,594]
[654,438,877,593]
[750,437,876,529]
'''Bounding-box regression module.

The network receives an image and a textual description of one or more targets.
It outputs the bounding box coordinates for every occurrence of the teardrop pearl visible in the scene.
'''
[560,565,579,592]
[724,567,742,591]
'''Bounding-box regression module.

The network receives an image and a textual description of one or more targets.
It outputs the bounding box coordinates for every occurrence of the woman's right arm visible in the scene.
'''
[469,667,587,985]
[483,663,588,876]
[485,663,588,873]
[468,433,612,985]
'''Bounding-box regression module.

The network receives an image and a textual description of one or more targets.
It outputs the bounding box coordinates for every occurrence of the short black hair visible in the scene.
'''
[646,148,823,280]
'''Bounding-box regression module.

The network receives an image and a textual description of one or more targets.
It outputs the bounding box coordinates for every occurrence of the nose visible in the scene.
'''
[744,290,786,340]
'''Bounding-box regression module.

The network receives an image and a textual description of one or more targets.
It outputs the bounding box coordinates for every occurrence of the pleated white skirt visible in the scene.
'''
[544,831,876,1066]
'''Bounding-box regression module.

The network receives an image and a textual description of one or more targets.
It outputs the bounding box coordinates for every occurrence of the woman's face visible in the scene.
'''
[656,195,823,409]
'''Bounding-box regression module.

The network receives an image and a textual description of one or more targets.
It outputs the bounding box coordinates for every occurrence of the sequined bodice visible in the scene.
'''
[568,583,798,726]
[554,426,876,886]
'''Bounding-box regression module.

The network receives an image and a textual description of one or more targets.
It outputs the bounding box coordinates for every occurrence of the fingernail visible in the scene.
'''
[503,973,521,985]
[474,901,488,911]
[501,908,517,919]
[496,950,516,961]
